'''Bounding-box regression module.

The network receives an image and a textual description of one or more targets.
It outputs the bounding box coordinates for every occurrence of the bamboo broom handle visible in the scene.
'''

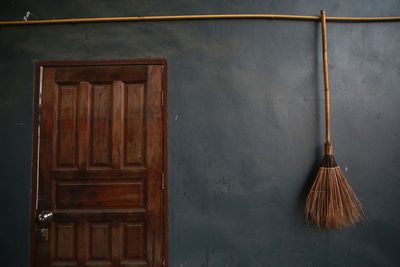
[321,10,333,155]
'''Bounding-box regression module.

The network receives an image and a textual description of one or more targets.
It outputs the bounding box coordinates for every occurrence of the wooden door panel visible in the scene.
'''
[56,83,79,168]
[90,83,113,167]
[54,65,148,83]
[124,83,146,167]
[51,222,78,263]
[54,81,149,172]
[87,222,112,260]
[123,222,146,260]
[33,61,166,267]
[49,221,148,266]
[55,180,145,209]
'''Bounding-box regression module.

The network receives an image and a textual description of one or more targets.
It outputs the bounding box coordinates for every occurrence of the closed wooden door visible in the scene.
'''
[31,60,167,267]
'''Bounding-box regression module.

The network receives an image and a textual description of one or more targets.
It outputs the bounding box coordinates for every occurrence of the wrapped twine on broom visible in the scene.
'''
[305,10,364,229]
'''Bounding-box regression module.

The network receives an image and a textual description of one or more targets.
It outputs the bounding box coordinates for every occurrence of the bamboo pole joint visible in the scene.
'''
[1,13,400,26]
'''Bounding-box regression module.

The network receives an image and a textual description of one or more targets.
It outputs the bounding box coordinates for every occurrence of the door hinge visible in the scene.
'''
[161,90,164,107]
[161,172,165,190]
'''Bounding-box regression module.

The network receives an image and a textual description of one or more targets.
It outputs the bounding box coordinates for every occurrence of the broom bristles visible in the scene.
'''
[305,155,364,229]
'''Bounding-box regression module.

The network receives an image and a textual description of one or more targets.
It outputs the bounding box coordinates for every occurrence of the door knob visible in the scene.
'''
[38,210,53,223]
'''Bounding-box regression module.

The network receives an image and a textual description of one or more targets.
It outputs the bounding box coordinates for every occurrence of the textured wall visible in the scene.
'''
[0,1,399,266]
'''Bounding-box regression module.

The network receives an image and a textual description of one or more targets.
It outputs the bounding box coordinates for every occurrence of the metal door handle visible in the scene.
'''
[38,210,53,222]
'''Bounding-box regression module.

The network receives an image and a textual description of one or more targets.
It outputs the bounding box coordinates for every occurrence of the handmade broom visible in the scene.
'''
[305,10,364,228]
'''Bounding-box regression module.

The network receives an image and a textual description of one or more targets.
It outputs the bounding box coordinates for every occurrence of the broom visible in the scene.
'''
[305,10,364,229]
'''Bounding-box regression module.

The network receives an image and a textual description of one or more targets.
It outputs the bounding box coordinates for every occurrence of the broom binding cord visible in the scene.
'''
[324,143,333,156]
[321,10,333,156]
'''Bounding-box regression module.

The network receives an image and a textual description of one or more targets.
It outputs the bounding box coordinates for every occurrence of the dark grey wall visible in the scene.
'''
[1,1,399,266]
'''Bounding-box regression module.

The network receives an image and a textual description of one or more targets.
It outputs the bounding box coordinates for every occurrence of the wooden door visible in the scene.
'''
[31,60,167,267]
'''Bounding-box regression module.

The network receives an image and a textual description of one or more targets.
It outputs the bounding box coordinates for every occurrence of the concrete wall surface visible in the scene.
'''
[0,1,399,266]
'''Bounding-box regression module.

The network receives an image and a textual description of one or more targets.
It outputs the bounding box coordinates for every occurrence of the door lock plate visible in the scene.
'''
[40,228,49,241]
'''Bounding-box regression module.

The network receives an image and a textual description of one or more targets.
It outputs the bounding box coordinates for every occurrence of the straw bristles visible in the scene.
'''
[305,156,364,228]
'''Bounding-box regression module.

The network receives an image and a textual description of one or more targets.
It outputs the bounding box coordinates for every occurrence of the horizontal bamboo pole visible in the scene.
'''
[1,13,400,26]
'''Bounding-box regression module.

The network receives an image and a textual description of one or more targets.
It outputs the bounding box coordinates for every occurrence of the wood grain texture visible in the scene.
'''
[90,83,112,166]
[55,66,147,83]
[77,82,91,170]
[88,223,112,260]
[55,181,144,209]
[125,83,145,166]
[53,223,77,260]
[56,84,78,168]
[32,60,167,267]
[124,222,146,260]
[112,81,124,169]
[145,65,163,267]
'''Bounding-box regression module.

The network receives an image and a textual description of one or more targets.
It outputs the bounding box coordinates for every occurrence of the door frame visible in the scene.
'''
[29,59,168,267]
